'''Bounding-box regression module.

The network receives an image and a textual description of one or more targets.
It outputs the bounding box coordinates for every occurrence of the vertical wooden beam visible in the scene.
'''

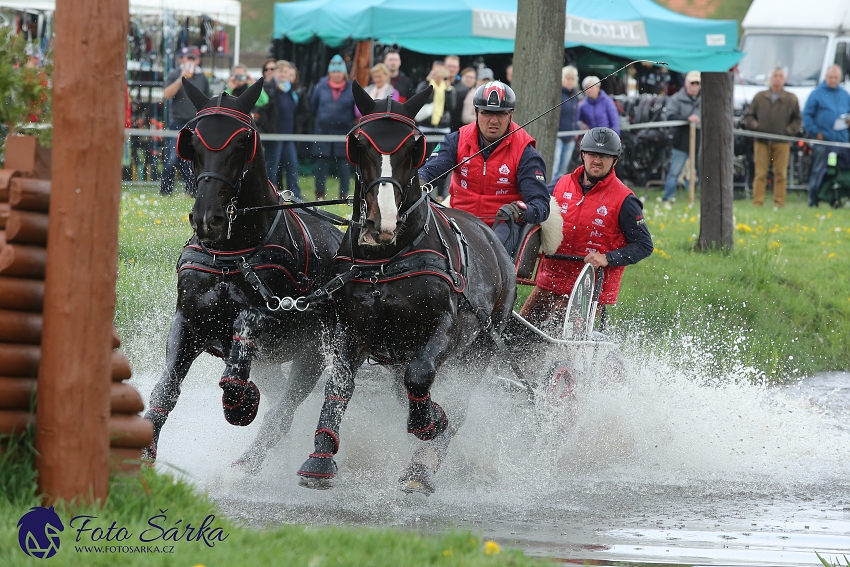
[697,71,735,251]
[512,0,566,173]
[35,0,129,505]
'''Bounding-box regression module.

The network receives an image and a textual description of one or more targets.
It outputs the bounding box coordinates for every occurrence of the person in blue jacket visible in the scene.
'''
[310,55,356,200]
[552,65,581,178]
[577,76,620,134]
[803,65,850,206]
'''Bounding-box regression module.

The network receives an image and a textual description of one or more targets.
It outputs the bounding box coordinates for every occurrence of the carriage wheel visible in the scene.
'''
[546,360,577,405]
[596,352,628,388]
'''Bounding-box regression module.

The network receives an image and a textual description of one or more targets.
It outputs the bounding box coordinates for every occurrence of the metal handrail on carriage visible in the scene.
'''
[511,253,617,347]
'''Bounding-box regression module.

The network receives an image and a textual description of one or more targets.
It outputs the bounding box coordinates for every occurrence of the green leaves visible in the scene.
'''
[0,34,53,157]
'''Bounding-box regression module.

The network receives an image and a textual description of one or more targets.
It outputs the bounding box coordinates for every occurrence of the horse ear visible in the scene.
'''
[403,85,433,119]
[182,77,210,111]
[235,79,265,114]
[352,80,376,116]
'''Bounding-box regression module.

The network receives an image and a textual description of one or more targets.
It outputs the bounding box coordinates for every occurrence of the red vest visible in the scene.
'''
[536,166,634,304]
[449,122,535,220]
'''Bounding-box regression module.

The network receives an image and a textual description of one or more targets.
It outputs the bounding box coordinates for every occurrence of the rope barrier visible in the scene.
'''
[122,124,850,149]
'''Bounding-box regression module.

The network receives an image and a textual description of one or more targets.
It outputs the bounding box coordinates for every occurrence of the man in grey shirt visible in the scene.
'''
[160,46,210,196]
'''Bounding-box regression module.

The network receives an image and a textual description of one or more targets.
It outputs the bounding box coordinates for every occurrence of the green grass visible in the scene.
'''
[0,432,540,566]
[605,189,850,381]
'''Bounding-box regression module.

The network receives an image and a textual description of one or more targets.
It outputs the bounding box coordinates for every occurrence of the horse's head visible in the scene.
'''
[178,78,268,243]
[347,81,432,246]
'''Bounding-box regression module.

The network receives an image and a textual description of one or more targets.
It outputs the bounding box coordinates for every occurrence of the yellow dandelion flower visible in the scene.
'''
[828,252,836,259]
[768,241,781,249]
[737,238,744,244]
[484,541,501,555]
[443,549,453,556]
[736,223,753,233]
[155,219,162,225]
[470,538,477,546]
[659,250,671,259]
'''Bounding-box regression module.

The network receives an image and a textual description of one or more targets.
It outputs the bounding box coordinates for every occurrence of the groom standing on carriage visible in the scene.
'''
[417,80,551,255]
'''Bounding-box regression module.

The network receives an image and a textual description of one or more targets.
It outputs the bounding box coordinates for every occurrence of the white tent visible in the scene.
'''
[0,0,242,63]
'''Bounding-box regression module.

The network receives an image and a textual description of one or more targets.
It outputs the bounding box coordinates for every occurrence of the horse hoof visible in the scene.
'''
[297,454,337,489]
[298,476,334,490]
[219,377,260,426]
[399,464,435,495]
[142,443,157,463]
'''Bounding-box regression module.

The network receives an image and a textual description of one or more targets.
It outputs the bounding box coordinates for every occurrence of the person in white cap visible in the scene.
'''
[662,70,701,204]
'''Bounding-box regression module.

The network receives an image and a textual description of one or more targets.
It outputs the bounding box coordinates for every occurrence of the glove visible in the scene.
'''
[497,201,526,221]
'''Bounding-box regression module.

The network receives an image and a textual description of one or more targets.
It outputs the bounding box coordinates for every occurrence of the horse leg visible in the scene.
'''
[218,308,265,427]
[398,320,454,494]
[143,313,206,461]
[297,329,360,488]
[233,342,327,475]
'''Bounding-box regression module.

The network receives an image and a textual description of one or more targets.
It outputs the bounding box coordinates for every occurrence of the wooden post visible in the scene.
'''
[513,0,566,173]
[35,0,129,505]
[697,71,735,251]
[688,122,696,206]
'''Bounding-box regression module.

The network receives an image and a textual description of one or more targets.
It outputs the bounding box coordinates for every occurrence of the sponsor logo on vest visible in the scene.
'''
[590,229,603,238]
[596,205,608,216]
[560,204,569,214]
[461,166,468,177]
[593,218,604,226]
[585,247,598,253]
[563,192,572,200]
[495,188,510,195]
[460,179,468,189]
[499,164,510,175]
[498,177,509,184]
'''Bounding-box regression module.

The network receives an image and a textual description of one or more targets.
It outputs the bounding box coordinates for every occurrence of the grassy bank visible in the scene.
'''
[1,432,539,566]
[116,179,849,382]
[608,188,850,380]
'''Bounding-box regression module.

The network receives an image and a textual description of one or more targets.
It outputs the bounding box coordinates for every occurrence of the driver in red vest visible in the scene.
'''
[520,127,653,326]
[417,80,550,254]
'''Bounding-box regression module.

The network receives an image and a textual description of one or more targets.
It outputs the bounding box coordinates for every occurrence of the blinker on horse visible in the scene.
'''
[296,82,518,493]
[143,78,342,473]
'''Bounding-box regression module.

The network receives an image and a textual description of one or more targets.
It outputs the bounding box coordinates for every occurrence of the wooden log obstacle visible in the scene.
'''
[0,136,151,474]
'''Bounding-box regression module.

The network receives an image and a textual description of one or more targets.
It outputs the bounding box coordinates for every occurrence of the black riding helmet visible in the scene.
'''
[473,81,516,112]
[580,127,621,157]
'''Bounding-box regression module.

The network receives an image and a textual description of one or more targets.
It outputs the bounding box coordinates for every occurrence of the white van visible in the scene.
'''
[734,0,850,111]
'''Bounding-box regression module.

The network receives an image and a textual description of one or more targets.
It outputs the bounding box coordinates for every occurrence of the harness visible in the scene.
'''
[177,207,318,311]
[177,94,259,239]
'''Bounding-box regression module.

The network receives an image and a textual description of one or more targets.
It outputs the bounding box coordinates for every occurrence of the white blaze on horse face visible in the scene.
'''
[377,153,398,234]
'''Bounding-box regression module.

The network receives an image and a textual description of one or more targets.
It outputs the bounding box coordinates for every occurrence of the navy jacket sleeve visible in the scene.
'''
[418,131,460,184]
[516,145,550,225]
[607,195,653,266]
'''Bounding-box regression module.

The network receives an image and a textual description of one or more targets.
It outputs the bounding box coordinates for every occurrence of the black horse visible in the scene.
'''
[296,83,517,493]
[143,78,343,473]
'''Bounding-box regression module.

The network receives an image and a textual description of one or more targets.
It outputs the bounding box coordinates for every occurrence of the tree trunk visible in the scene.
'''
[512,0,566,176]
[697,71,735,251]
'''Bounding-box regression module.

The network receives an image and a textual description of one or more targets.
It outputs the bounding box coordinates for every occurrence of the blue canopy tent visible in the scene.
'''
[272,0,742,73]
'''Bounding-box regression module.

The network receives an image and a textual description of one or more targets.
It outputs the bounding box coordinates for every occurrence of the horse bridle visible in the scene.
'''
[181,95,257,238]
[348,108,429,227]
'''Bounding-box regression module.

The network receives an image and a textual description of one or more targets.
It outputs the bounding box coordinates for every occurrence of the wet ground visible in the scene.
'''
[134,350,850,566]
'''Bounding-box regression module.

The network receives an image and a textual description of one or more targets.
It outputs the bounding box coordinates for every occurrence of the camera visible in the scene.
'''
[233,74,248,82]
